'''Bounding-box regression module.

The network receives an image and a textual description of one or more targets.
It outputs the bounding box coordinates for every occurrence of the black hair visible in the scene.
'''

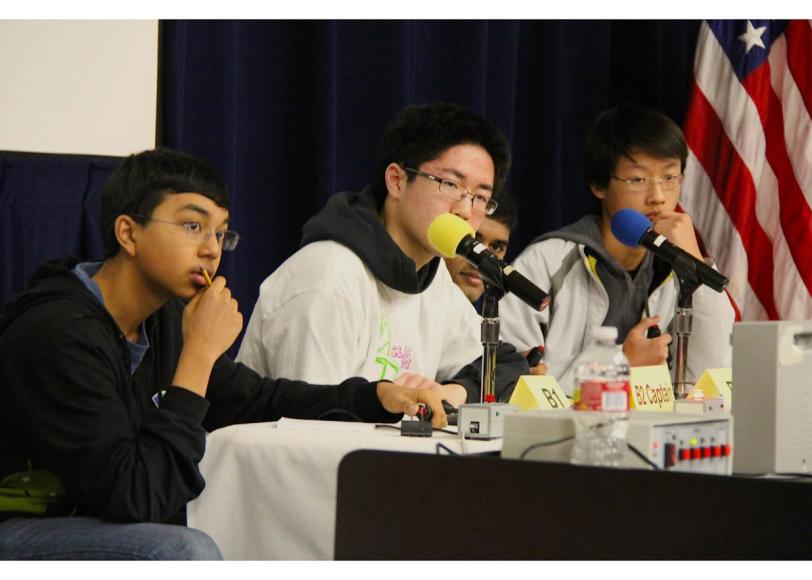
[100,147,229,258]
[374,102,511,205]
[584,104,688,191]
[488,189,518,232]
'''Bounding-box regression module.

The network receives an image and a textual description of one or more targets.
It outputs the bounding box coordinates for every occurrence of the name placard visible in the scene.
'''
[629,365,674,412]
[509,375,572,411]
[690,368,733,409]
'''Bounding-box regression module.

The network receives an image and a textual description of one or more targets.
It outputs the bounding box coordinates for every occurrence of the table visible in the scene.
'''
[186,418,501,560]
[335,450,812,559]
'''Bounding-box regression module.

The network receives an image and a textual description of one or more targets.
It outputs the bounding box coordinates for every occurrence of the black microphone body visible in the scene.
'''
[456,236,551,311]
[638,230,728,293]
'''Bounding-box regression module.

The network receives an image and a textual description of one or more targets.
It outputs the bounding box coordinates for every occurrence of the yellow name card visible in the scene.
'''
[509,375,572,411]
[690,368,732,409]
[629,365,674,412]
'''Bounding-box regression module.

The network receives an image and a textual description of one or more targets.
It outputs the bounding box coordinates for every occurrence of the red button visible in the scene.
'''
[665,444,677,468]
[691,448,701,460]
[712,446,722,457]
[702,447,712,459]
[721,444,732,457]
[679,449,690,461]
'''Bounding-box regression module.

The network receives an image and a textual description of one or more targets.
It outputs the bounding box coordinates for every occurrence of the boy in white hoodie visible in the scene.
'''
[238,103,530,405]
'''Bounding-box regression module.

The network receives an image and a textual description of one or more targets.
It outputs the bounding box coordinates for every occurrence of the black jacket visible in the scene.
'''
[0,259,400,523]
[301,184,530,403]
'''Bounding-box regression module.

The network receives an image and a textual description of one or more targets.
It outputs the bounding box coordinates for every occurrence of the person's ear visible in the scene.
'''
[114,215,139,258]
[590,184,606,200]
[384,163,407,200]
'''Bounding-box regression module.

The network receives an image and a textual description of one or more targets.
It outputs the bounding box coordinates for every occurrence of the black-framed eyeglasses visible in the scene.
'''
[132,214,241,251]
[610,173,685,193]
[403,167,498,216]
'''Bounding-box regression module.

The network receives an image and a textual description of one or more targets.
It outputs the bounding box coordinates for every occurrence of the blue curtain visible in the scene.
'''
[2,20,700,325]
[159,20,700,330]
[0,153,119,305]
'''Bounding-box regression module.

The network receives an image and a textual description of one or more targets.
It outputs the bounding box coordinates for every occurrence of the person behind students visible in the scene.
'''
[237,103,530,406]
[442,191,547,377]
[499,103,734,395]
[0,148,448,560]
[444,189,518,304]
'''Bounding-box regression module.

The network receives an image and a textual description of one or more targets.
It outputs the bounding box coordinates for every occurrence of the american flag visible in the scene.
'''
[681,20,812,321]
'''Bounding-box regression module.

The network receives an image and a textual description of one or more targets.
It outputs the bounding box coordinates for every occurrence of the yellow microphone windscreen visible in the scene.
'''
[427,213,475,258]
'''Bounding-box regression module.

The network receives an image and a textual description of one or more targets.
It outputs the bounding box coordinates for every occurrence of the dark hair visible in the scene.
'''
[488,189,518,232]
[100,148,229,258]
[584,104,688,190]
[375,102,511,205]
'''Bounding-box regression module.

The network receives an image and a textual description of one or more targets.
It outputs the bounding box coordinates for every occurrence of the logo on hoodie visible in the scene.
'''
[374,316,413,380]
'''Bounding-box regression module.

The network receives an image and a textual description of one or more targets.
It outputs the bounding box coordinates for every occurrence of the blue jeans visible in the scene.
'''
[0,516,222,560]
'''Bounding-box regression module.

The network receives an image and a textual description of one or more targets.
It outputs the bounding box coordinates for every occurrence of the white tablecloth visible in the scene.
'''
[186,419,501,560]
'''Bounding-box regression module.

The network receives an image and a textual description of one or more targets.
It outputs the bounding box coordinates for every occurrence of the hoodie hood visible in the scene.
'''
[300,184,440,294]
[531,215,673,340]
[0,258,103,335]
[532,215,640,279]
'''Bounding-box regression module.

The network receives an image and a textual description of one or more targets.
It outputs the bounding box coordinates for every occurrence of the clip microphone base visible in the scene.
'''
[458,403,518,440]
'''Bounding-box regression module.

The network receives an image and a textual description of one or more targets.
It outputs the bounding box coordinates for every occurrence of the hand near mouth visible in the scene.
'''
[649,211,703,260]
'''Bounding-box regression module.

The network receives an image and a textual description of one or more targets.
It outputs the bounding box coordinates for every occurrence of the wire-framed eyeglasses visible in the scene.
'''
[132,214,241,251]
[610,173,685,193]
[403,167,499,216]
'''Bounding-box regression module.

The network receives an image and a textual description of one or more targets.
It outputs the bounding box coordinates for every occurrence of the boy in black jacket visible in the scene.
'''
[0,148,447,560]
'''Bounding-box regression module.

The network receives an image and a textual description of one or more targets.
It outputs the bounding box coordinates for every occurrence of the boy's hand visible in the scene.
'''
[650,211,703,260]
[182,275,243,365]
[377,378,448,428]
[393,372,467,407]
[622,316,671,367]
[522,347,548,376]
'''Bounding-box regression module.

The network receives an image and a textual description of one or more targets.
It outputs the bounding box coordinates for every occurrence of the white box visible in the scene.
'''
[732,321,812,474]
[502,409,733,474]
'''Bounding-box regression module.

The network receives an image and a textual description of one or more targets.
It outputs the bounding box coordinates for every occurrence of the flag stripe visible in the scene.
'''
[683,80,781,319]
[785,21,812,117]
[768,35,812,211]
[684,20,812,320]
[740,64,812,296]
[681,154,759,320]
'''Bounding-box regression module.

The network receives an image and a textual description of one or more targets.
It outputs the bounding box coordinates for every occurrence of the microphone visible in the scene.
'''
[428,213,550,311]
[610,208,729,293]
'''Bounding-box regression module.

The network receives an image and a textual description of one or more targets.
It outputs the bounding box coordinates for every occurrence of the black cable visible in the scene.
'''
[518,436,575,460]
[627,442,661,470]
[436,443,459,455]
[518,436,661,470]
[376,423,458,435]
[374,424,401,432]
[433,428,458,435]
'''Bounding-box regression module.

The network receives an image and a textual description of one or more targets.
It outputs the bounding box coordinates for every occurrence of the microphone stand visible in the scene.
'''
[670,254,702,399]
[480,285,505,403]
[457,280,517,440]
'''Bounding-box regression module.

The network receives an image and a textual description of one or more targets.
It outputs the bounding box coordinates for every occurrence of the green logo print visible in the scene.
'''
[375,316,400,380]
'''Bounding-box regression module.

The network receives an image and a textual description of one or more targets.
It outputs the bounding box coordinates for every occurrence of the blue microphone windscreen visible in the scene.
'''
[610,208,652,248]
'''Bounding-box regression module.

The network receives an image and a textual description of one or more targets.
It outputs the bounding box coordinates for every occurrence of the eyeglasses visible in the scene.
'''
[132,214,241,251]
[403,167,499,216]
[610,174,685,193]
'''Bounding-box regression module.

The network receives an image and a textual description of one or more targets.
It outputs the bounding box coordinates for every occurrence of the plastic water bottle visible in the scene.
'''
[570,326,631,467]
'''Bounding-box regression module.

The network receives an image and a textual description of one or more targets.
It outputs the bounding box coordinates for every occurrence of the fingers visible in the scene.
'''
[379,381,448,428]
[529,362,548,376]
[651,212,703,259]
[417,390,448,429]
[624,319,671,367]
[394,371,440,391]
[633,316,661,332]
